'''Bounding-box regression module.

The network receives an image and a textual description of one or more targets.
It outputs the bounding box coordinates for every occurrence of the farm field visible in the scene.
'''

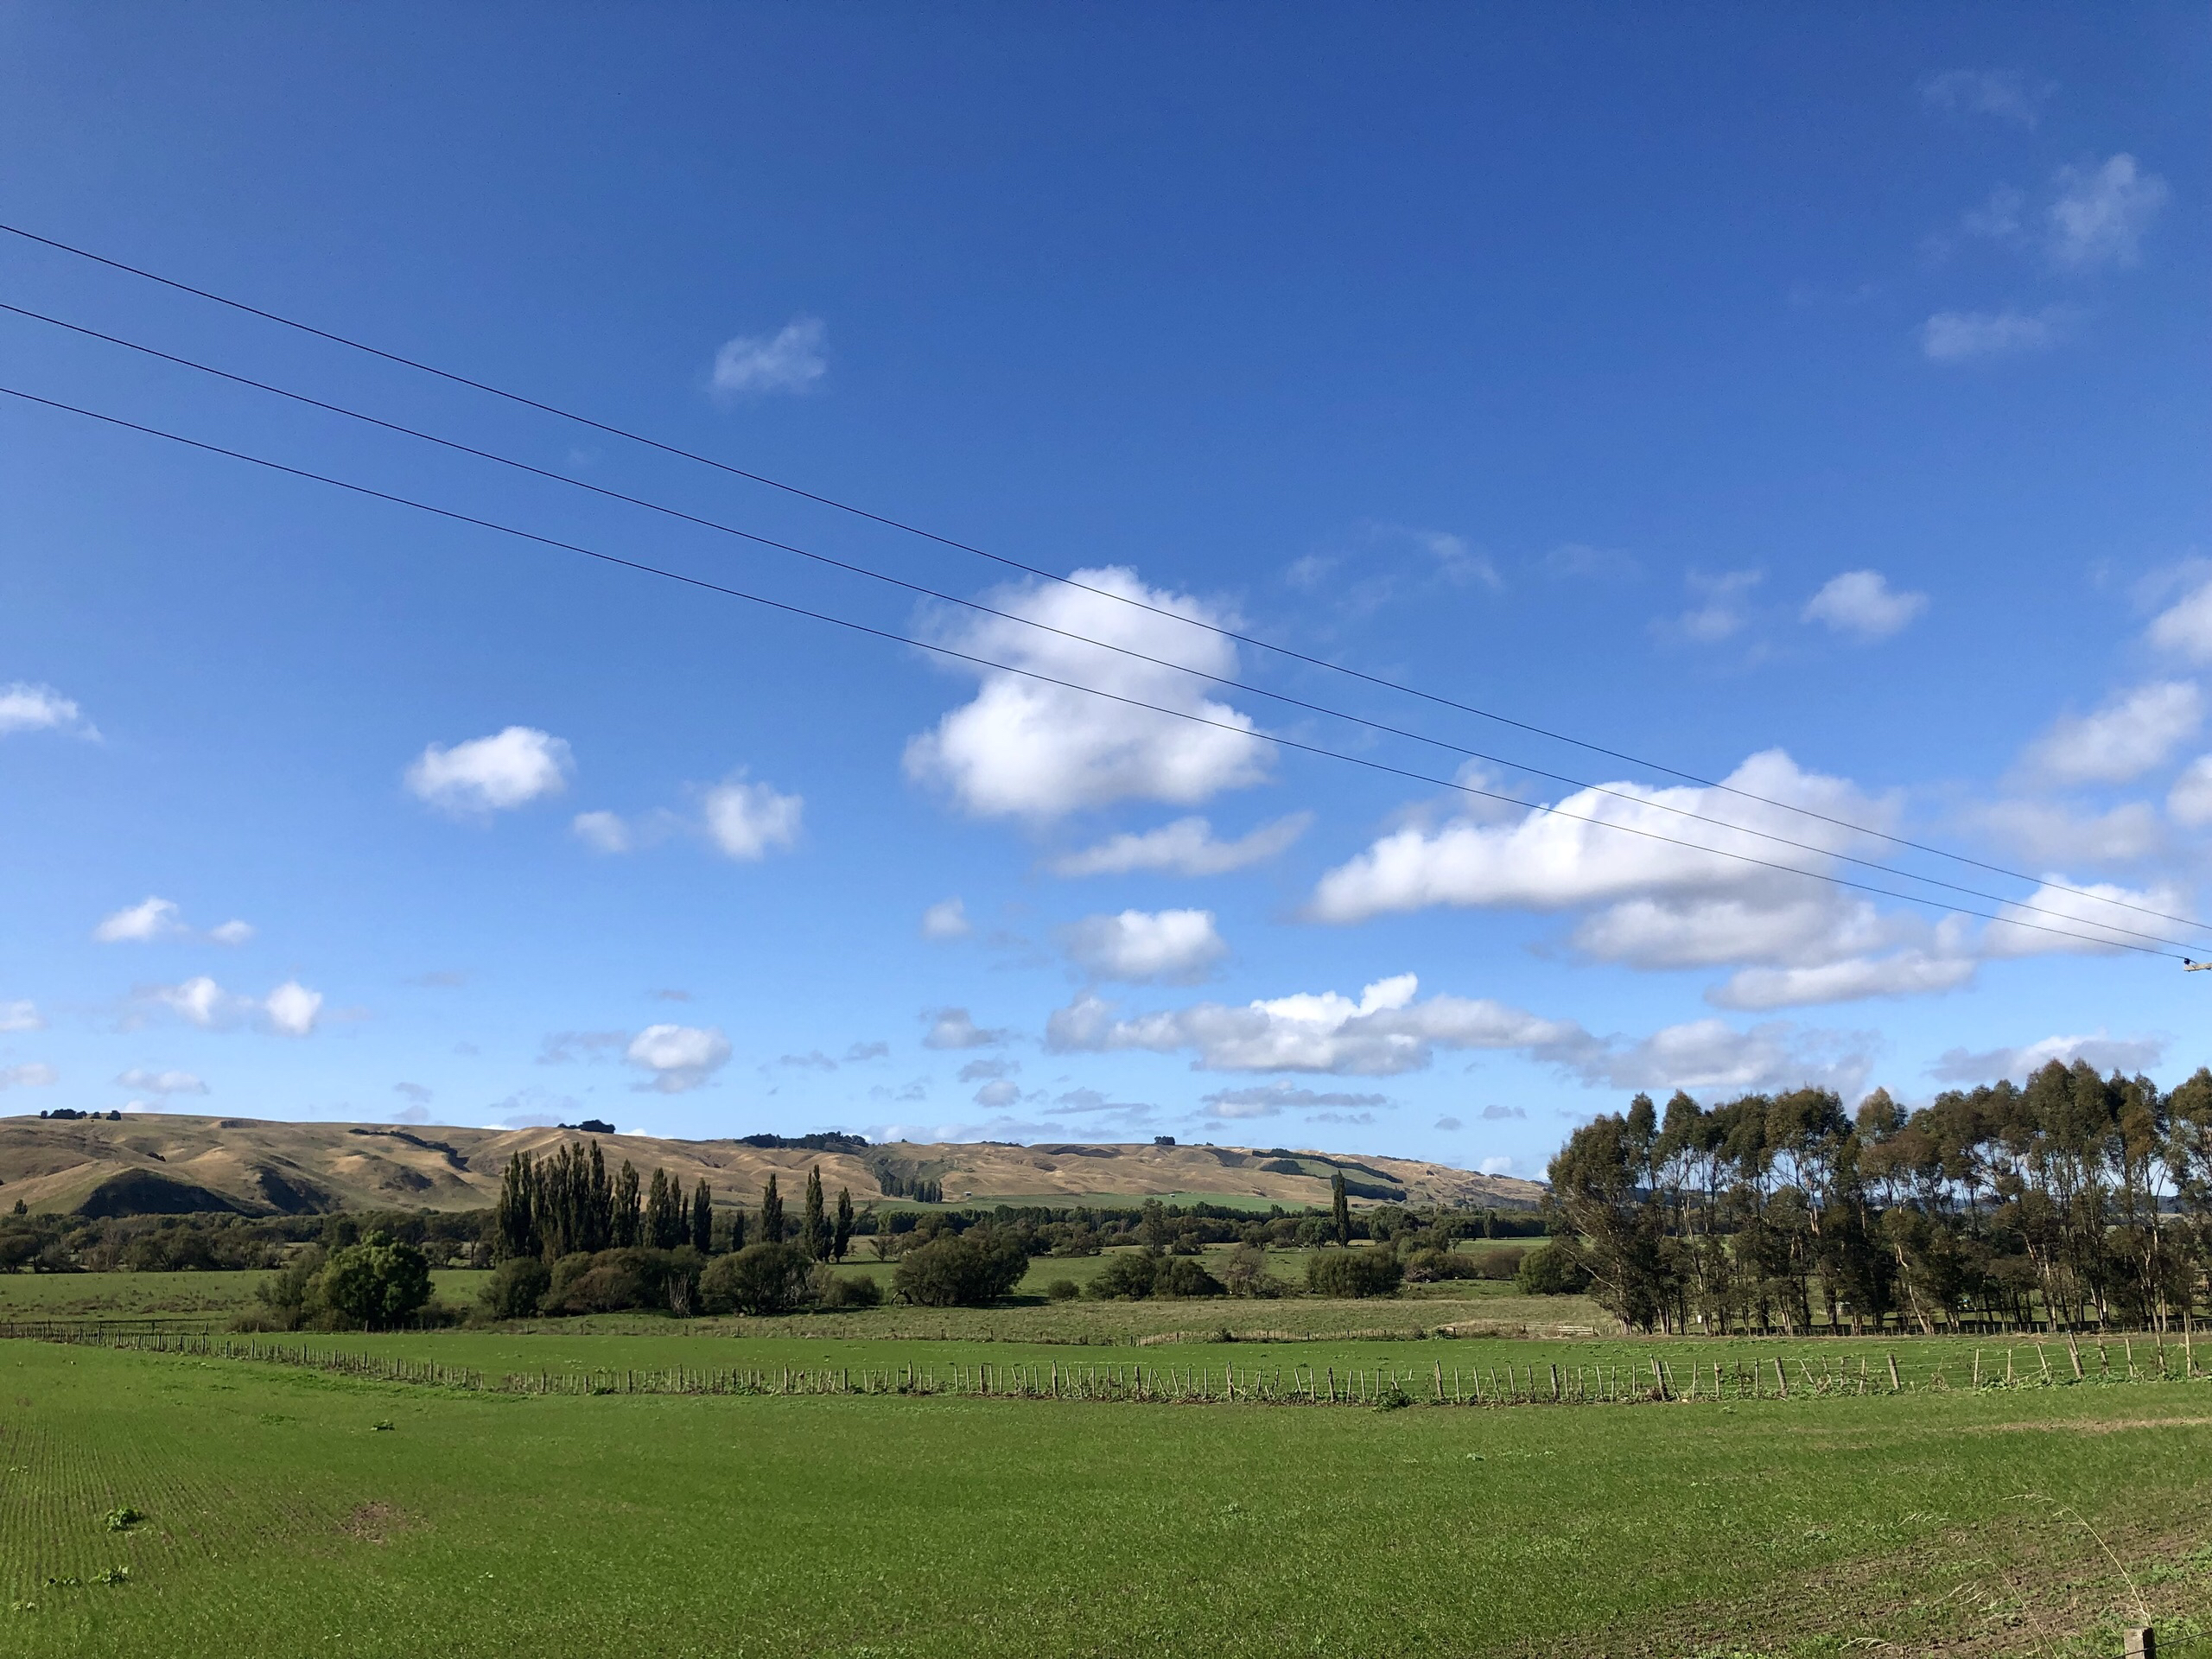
[2,1336,2207,1657]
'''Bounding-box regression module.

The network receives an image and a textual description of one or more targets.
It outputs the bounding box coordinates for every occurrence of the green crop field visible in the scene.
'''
[2,1330,2208,1657]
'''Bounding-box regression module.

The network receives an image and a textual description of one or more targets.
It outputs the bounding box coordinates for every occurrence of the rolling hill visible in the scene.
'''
[0,1113,1543,1218]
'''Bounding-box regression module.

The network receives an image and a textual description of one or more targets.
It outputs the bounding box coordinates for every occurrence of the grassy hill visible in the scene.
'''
[0,1113,1543,1217]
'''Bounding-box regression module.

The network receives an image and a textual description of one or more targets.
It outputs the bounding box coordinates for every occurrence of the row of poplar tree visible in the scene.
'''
[490,1141,858,1264]
[1548,1058,2212,1338]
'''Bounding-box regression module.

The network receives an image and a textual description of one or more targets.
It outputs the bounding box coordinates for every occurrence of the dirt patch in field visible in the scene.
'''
[340,1502,410,1545]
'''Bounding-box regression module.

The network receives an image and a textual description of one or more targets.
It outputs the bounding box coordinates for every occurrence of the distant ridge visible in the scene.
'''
[0,1114,1544,1217]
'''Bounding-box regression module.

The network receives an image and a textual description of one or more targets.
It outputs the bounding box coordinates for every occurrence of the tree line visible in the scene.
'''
[1548,1058,2212,1337]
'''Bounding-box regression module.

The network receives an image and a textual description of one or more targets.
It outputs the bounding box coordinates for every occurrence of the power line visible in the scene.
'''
[0,218,2190,941]
[6,296,2205,957]
[0,378,2183,963]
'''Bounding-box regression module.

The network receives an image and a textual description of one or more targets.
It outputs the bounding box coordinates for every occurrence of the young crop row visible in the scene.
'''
[6,1321,2207,1411]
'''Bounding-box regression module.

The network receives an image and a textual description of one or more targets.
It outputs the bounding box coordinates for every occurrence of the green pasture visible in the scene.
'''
[2,1338,2206,1657]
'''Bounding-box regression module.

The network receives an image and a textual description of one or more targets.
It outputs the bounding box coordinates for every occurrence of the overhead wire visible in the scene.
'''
[3,296,2203,957]
[0,218,2194,941]
[0,378,2185,963]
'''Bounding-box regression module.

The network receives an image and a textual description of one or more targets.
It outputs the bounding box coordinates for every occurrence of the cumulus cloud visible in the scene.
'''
[1801,570,1929,641]
[0,1062,58,1090]
[1929,1031,2167,1084]
[903,565,1270,821]
[2147,577,2212,664]
[845,1040,890,1062]
[2046,154,2169,270]
[207,919,255,945]
[1480,1104,1527,1120]
[1920,308,2069,364]
[393,1081,433,1105]
[94,897,185,943]
[572,810,632,853]
[1980,878,2191,959]
[921,1008,1013,1050]
[2022,682,2201,785]
[702,774,803,861]
[406,727,572,814]
[626,1024,732,1093]
[920,897,972,940]
[537,1029,629,1065]
[958,1057,1015,1082]
[1571,1018,1876,1098]
[1060,908,1227,984]
[1048,813,1311,877]
[117,1067,207,1096]
[0,682,98,740]
[1919,68,2050,126]
[263,982,323,1037]
[1659,569,1762,644]
[2169,758,2212,828]
[1710,950,1977,1011]
[1433,1116,1463,1131]
[972,1079,1023,1109]
[1047,972,1585,1077]
[1199,1084,1390,1118]
[0,1001,42,1033]
[710,316,827,397]
[1973,798,2164,865]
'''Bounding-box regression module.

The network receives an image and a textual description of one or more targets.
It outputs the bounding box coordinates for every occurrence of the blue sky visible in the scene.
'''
[1,4,2206,1176]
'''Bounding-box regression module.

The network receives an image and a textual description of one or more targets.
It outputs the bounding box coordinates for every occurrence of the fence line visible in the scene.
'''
[2,1320,2202,1410]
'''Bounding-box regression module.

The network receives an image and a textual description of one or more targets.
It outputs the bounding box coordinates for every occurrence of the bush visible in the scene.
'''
[1306,1249,1403,1300]
[701,1242,811,1315]
[1400,1247,1480,1282]
[537,1248,704,1317]
[893,1227,1028,1307]
[1151,1256,1224,1299]
[1513,1242,1592,1296]
[1473,1246,1529,1281]
[548,1262,652,1315]
[1084,1249,1159,1300]
[1218,1244,1286,1299]
[317,1233,434,1329]
[814,1270,883,1309]
[480,1256,550,1319]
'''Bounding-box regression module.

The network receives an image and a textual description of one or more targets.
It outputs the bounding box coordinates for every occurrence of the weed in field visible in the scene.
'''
[102,1507,142,1531]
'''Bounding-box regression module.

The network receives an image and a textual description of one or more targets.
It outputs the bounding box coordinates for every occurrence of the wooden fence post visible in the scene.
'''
[1886,1353,1901,1391]
[1772,1357,1788,1399]
[2125,1625,2156,1657]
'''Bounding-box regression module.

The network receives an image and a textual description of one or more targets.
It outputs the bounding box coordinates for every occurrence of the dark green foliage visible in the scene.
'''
[1306,1249,1403,1299]
[893,1227,1028,1306]
[493,1152,538,1262]
[699,1242,811,1315]
[1150,1256,1224,1299]
[1400,1248,1480,1282]
[815,1271,882,1309]
[613,1161,642,1249]
[480,1256,551,1319]
[1085,1250,1159,1300]
[1218,1244,1286,1298]
[832,1187,854,1261]
[1332,1173,1351,1247]
[644,1168,685,1250]
[540,1247,704,1316]
[758,1174,785,1245]
[801,1167,830,1261]
[317,1232,434,1328]
[1514,1242,1592,1296]
[1046,1278,1080,1300]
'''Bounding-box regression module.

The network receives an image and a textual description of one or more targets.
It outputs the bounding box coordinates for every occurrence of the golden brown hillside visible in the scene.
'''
[0,1113,1542,1217]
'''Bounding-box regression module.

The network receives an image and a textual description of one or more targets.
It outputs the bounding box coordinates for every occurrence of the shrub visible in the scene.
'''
[701,1242,811,1315]
[1513,1242,1592,1296]
[1084,1249,1159,1300]
[1218,1244,1285,1298]
[1151,1256,1224,1299]
[1306,1249,1403,1300]
[547,1262,652,1315]
[317,1233,434,1329]
[480,1256,550,1319]
[1473,1246,1529,1281]
[1400,1247,1480,1282]
[1046,1277,1081,1300]
[893,1227,1028,1307]
[814,1270,883,1309]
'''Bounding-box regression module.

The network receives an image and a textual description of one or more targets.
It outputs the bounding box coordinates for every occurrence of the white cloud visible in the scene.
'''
[207,919,255,946]
[1980,878,2190,959]
[1433,1115,1463,1131]
[2046,154,2169,271]
[264,981,322,1037]
[94,896,185,943]
[406,727,572,814]
[0,1001,41,1033]
[1930,1031,2166,1084]
[702,774,802,861]
[116,1067,207,1096]
[922,1008,1012,1050]
[572,810,632,854]
[1974,798,2164,864]
[920,897,972,940]
[1420,531,1503,592]
[904,565,1270,821]
[1060,909,1227,985]
[153,976,228,1027]
[1570,1017,1875,1099]
[1660,569,1762,643]
[710,316,828,397]
[2170,758,2212,828]
[1479,1156,1513,1175]
[972,1079,1022,1109]
[1920,308,2069,364]
[1046,972,1586,1077]
[1919,68,2050,127]
[0,1062,58,1090]
[2023,682,2201,785]
[626,1023,732,1093]
[1199,1084,1389,1119]
[0,683,98,739]
[2147,578,2212,664]
[1710,951,1977,1011]
[1801,570,1929,641]
[1048,812,1311,877]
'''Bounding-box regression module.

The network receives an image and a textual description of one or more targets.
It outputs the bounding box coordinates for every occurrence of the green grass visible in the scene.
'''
[0,1269,490,1324]
[1,1337,2206,1656]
